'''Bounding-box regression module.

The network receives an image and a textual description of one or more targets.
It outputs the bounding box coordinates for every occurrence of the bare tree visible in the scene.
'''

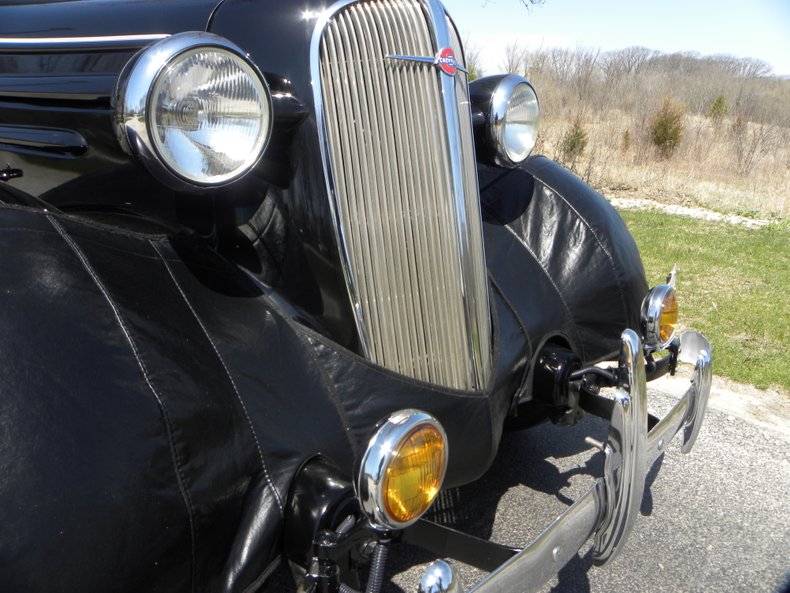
[500,41,526,75]
[571,47,600,103]
[462,35,485,80]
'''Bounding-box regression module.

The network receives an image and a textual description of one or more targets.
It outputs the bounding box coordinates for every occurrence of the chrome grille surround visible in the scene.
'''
[311,0,491,390]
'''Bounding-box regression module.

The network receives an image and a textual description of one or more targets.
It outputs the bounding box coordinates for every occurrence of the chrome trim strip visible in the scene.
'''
[386,53,468,74]
[424,0,491,389]
[0,34,169,50]
[386,54,436,65]
[310,0,373,359]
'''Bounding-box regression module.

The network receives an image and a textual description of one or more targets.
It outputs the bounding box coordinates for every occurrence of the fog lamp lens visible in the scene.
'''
[357,410,448,530]
[659,290,678,345]
[383,424,446,524]
[641,284,678,348]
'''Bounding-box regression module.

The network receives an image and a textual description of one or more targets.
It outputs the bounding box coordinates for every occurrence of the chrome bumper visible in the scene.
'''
[419,329,713,593]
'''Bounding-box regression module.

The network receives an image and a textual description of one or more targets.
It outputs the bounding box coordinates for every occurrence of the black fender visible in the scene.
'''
[0,158,643,592]
[480,156,648,387]
[0,204,353,592]
[0,202,527,592]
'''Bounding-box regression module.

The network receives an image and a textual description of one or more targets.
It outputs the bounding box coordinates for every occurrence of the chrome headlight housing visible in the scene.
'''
[470,74,539,166]
[114,32,272,192]
[356,410,448,531]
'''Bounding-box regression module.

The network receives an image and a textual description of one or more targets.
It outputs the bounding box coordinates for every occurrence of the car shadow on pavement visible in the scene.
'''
[262,413,665,592]
[384,412,666,593]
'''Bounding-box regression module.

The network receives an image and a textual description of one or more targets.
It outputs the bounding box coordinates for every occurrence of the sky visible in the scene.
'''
[440,0,790,78]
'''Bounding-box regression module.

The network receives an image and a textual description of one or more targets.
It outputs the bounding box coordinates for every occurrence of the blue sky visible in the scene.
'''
[441,0,790,77]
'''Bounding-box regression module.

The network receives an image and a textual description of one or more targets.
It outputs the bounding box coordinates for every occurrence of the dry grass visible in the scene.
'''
[537,109,790,219]
[487,47,790,220]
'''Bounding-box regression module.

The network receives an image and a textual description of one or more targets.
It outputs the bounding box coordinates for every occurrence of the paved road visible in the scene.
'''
[265,387,790,593]
[386,389,790,593]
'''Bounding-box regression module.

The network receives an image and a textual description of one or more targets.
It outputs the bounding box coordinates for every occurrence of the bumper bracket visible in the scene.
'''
[422,329,712,593]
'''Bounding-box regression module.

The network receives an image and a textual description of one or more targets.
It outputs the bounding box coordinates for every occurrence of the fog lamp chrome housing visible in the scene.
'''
[356,410,448,531]
[114,32,272,192]
[641,284,678,349]
[470,74,539,166]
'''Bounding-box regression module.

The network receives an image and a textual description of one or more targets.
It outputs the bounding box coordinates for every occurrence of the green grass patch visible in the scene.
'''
[618,209,790,393]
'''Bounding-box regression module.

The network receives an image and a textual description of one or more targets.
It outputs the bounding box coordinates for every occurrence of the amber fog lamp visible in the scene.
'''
[641,284,679,349]
[356,410,448,530]
[114,32,272,192]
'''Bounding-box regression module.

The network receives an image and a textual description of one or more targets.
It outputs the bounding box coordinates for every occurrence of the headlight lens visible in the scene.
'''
[150,47,270,185]
[490,75,539,165]
[357,410,448,530]
[641,284,679,349]
[115,32,272,191]
[499,82,539,163]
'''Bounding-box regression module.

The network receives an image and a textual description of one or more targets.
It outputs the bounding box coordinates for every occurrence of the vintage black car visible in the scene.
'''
[0,1,713,591]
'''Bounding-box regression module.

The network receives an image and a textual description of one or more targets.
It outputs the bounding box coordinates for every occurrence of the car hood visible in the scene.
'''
[0,0,223,39]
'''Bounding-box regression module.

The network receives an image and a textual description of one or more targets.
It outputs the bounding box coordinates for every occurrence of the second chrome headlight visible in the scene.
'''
[115,32,272,191]
[471,74,539,167]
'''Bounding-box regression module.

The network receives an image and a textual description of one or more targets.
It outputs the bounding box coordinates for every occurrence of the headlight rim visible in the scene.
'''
[356,409,448,531]
[114,31,273,193]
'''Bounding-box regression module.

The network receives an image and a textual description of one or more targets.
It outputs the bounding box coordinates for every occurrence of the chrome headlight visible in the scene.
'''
[114,32,272,191]
[356,410,448,531]
[641,284,678,349]
[470,74,539,166]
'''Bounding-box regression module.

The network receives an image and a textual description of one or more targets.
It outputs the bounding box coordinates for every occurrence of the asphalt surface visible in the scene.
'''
[264,386,790,593]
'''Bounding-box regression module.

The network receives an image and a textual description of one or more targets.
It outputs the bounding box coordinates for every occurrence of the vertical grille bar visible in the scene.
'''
[314,0,491,390]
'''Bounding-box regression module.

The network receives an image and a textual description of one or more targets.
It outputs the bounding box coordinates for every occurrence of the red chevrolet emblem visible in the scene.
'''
[437,47,458,76]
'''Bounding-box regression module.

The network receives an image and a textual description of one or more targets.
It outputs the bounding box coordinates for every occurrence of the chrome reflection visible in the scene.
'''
[592,329,647,565]
[418,559,464,593]
[114,32,272,192]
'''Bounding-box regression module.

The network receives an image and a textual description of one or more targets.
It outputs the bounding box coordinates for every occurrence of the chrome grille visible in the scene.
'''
[315,0,491,390]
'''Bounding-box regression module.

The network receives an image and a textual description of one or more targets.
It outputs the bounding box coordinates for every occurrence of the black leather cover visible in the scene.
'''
[0,156,646,592]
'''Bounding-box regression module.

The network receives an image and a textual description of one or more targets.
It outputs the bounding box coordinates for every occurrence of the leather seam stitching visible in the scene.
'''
[46,215,197,592]
[535,177,631,324]
[151,240,285,516]
[499,222,588,361]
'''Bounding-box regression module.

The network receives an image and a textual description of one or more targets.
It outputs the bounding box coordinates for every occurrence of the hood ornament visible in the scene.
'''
[387,47,466,77]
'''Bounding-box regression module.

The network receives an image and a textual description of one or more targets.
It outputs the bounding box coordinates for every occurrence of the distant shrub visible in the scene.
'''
[649,97,684,158]
[707,94,729,125]
[560,117,588,166]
